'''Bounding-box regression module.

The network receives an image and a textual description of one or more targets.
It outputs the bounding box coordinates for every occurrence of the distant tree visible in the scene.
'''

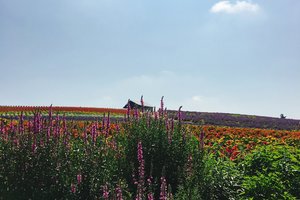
[280,114,286,119]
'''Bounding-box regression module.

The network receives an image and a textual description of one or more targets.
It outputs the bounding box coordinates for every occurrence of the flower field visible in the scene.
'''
[0,103,300,199]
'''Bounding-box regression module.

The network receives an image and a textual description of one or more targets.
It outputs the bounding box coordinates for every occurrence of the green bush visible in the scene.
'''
[176,152,243,200]
[120,114,199,198]
[240,144,300,199]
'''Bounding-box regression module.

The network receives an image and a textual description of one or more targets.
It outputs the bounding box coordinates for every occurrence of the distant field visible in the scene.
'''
[0,105,126,115]
[1,105,300,130]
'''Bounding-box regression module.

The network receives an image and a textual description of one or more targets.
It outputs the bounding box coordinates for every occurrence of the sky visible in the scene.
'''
[0,0,300,119]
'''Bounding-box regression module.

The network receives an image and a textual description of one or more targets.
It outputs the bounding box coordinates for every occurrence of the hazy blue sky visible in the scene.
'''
[1,0,300,119]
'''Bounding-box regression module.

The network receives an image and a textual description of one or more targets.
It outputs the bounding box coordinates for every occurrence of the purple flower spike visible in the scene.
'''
[136,141,145,200]
[141,95,144,113]
[55,114,60,138]
[92,124,96,144]
[102,184,109,200]
[116,186,123,200]
[106,112,110,137]
[147,193,154,200]
[77,174,82,185]
[71,183,76,194]
[102,113,106,132]
[159,176,167,200]
[18,111,24,134]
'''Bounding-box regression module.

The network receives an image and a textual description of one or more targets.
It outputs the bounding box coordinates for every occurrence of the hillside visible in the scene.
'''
[168,110,300,130]
[0,106,299,130]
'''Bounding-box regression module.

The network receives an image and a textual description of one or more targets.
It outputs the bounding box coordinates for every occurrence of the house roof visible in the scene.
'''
[126,99,153,107]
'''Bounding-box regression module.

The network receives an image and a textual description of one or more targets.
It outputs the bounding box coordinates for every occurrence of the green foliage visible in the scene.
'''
[121,115,198,198]
[240,144,300,199]
[176,152,243,200]
[0,132,126,199]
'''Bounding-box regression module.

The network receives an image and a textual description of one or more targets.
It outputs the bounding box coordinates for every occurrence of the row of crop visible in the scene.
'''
[168,110,300,130]
[0,105,127,115]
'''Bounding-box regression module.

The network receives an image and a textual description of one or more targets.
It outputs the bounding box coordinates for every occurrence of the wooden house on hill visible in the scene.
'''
[123,99,154,112]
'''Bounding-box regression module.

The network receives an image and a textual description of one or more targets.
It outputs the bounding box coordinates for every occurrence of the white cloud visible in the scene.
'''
[210,1,260,14]
[181,95,222,112]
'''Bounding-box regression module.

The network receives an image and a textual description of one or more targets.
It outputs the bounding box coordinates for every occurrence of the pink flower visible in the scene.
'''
[116,186,123,200]
[71,183,76,193]
[147,193,154,200]
[160,177,167,200]
[77,174,82,184]
[136,141,145,200]
[102,184,109,199]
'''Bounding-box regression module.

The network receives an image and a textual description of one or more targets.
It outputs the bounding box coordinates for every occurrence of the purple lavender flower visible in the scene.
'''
[160,176,167,200]
[106,112,110,138]
[54,114,60,138]
[147,193,154,200]
[136,141,145,200]
[18,111,24,134]
[63,115,67,135]
[102,184,109,200]
[116,186,123,200]
[92,124,96,144]
[77,174,82,185]
[71,183,76,194]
